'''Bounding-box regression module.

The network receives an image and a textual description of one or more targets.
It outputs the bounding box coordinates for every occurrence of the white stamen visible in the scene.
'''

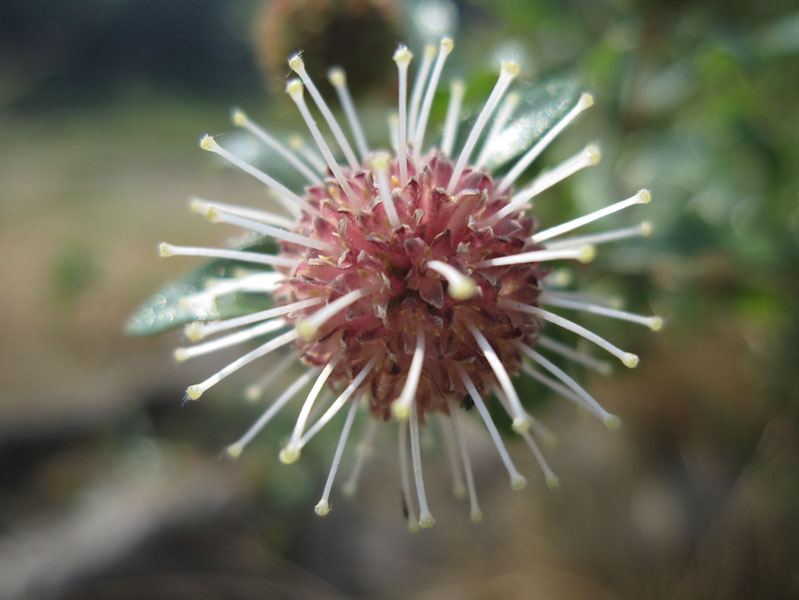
[288,54,360,170]
[189,197,294,230]
[497,92,594,194]
[398,421,419,532]
[408,44,436,141]
[472,245,596,269]
[413,38,454,161]
[288,135,327,175]
[243,352,299,402]
[441,79,465,157]
[158,242,299,269]
[296,288,369,340]
[532,189,651,244]
[391,323,426,420]
[456,366,526,490]
[181,272,285,316]
[372,151,400,228]
[342,417,377,497]
[426,260,477,300]
[537,334,612,375]
[226,368,318,458]
[500,300,639,368]
[203,206,334,252]
[186,297,324,342]
[545,221,653,250]
[447,398,482,522]
[285,79,355,199]
[437,414,466,498]
[279,357,340,464]
[447,61,520,193]
[485,144,601,226]
[299,357,377,447]
[199,135,306,217]
[475,91,520,168]
[539,289,623,309]
[314,395,360,516]
[175,318,286,363]
[520,362,584,406]
[539,292,664,331]
[467,324,529,434]
[185,329,298,400]
[393,45,413,183]
[518,342,620,430]
[231,108,321,185]
[493,387,559,488]
[327,67,370,161]
[491,383,555,448]
[388,113,399,152]
[410,400,435,528]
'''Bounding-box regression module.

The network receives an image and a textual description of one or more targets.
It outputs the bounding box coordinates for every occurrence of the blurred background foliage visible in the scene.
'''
[0,0,796,598]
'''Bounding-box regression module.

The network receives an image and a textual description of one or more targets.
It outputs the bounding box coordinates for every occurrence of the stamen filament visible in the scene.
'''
[299,357,377,447]
[408,44,436,141]
[159,242,299,268]
[398,421,419,532]
[327,67,370,161]
[539,292,664,330]
[441,79,465,157]
[393,45,413,183]
[204,207,334,252]
[520,362,584,407]
[226,368,318,457]
[186,297,324,342]
[391,323,426,420]
[372,151,400,228]
[410,400,435,528]
[280,358,340,464]
[472,245,595,269]
[388,113,399,153]
[286,80,355,200]
[518,342,620,429]
[532,189,651,244]
[500,300,639,368]
[497,92,594,194]
[437,414,466,498]
[175,318,287,362]
[456,365,526,490]
[288,54,360,170]
[427,260,477,300]
[468,324,530,434]
[545,221,653,250]
[189,197,294,230]
[447,61,519,193]
[314,396,360,516]
[296,288,369,340]
[185,329,298,400]
[413,38,454,161]
[288,135,327,175]
[199,135,306,217]
[537,334,612,375]
[342,417,377,497]
[231,108,321,185]
[475,91,520,168]
[485,144,601,226]
[447,398,482,522]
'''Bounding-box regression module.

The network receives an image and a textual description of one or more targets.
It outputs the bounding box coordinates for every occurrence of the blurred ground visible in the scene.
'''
[1,1,797,599]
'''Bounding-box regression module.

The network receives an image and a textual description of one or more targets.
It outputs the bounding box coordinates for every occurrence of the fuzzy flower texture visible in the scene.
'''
[158,39,661,529]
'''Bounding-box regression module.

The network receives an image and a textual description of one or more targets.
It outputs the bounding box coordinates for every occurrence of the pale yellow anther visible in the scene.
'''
[327,67,345,87]
[640,221,653,237]
[185,385,203,400]
[453,484,467,499]
[199,134,217,152]
[448,276,478,300]
[511,417,531,434]
[546,474,561,490]
[173,348,187,363]
[391,399,410,422]
[579,92,594,109]
[584,144,601,165]
[603,415,622,431]
[501,60,520,77]
[184,322,204,342]
[288,53,305,74]
[226,444,243,459]
[189,198,207,214]
[419,512,436,528]
[314,500,330,516]
[287,134,303,150]
[203,206,221,223]
[231,107,247,127]
[371,151,391,173]
[440,37,454,54]
[244,385,262,402]
[648,316,664,331]
[423,44,437,59]
[577,244,597,263]
[286,79,304,100]
[470,510,483,523]
[296,319,317,341]
[279,444,301,464]
[158,242,174,257]
[622,353,640,368]
[637,188,652,204]
[393,45,412,65]
[511,473,527,490]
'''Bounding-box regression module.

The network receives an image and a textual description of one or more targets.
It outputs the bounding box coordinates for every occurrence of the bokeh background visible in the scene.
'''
[1,0,797,598]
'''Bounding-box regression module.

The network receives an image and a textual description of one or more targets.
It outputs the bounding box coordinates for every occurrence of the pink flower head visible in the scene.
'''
[156,39,661,528]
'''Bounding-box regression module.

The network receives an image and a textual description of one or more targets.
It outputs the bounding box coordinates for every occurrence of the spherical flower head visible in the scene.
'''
[147,38,661,528]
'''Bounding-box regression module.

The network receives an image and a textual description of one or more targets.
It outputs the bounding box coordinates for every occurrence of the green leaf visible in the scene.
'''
[126,237,278,337]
